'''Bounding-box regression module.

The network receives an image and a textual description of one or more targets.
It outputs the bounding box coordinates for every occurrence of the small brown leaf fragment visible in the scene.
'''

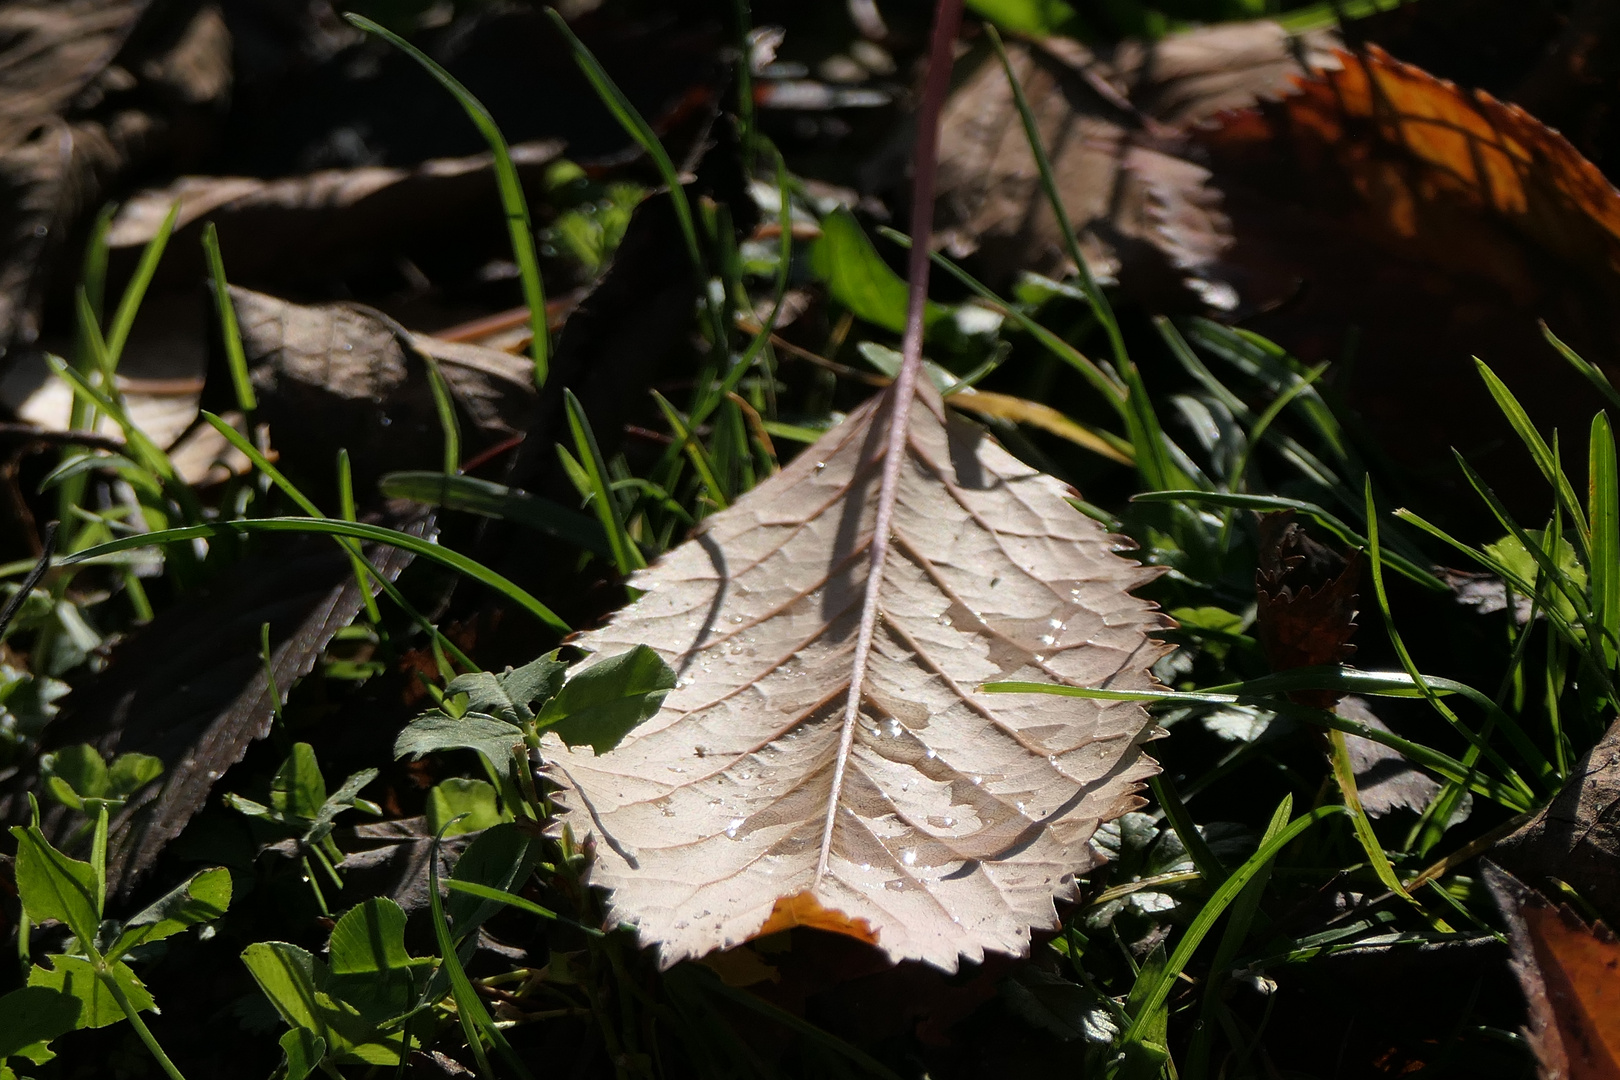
[1254,511,1360,707]
[544,384,1171,972]
[1493,717,1620,928]
[1484,862,1620,1080]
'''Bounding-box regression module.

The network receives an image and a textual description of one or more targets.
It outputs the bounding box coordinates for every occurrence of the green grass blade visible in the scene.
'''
[1589,411,1619,668]
[442,880,602,936]
[563,389,645,575]
[336,449,383,626]
[344,14,549,387]
[1475,358,1589,555]
[878,226,1127,414]
[652,390,728,512]
[419,350,462,475]
[543,8,702,278]
[984,25,1121,365]
[1132,490,1447,591]
[1543,323,1620,414]
[428,827,534,1080]
[380,471,612,557]
[63,517,569,635]
[201,223,257,414]
[105,201,180,368]
[1184,795,1291,1080]
[1116,806,1345,1047]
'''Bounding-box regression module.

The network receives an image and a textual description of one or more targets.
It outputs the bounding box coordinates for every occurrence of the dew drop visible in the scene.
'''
[814,461,827,472]
[924,748,937,760]
[1049,617,1064,629]
[1040,634,1056,646]
[902,849,917,866]
[725,817,745,838]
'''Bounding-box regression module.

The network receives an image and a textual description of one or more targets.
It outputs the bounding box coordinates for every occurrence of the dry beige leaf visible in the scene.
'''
[545,383,1170,971]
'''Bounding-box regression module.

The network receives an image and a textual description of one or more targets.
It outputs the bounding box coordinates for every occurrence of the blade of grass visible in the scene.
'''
[981,672,1536,810]
[1588,412,1619,669]
[1475,358,1589,557]
[542,8,701,278]
[880,226,1127,413]
[1115,805,1345,1049]
[1183,794,1291,1080]
[344,14,549,387]
[105,201,180,369]
[563,389,645,575]
[1133,489,1447,591]
[428,824,534,1080]
[442,880,601,936]
[420,349,462,475]
[63,517,567,635]
[201,223,257,415]
[1543,322,1620,414]
[337,449,383,626]
[651,390,728,512]
[380,472,612,557]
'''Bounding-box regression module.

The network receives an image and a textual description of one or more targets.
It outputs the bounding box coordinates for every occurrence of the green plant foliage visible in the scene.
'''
[426,777,505,837]
[808,209,947,336]
[29,956,155,1030]
[109,867,233,958]
[240,942,407,1067]
[11,823,100,943]
[0,986,82,1068]
[536,644,676,752]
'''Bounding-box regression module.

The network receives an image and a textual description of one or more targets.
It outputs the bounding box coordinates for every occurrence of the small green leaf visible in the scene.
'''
[395,713,526,774]
[39,745,109,808]
[328,899,427,977]
[29,956,154,1030]
[499,653,568,715]
[278,1029,325,1080]
[106,753,163,800]
[0,985,81,1061]
[538,645,676,753]
[271,744,327,822]
[10,825,100,943]
[110,866,232,959]
[808,209,947,336]
[427,778,504,838]
[241,942,402,1066]
[965,0,1078,36]
[446,822,543,940]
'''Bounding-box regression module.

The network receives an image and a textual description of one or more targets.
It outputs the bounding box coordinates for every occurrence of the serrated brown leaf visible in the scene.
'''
[545,384,1170,972]
[1254,510,1359,708]
[1485,862,1620,1080]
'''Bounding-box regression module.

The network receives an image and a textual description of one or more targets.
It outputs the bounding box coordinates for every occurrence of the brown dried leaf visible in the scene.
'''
[933,21,1340,294]
[1492,717,1620,928]
[1484,862,1620,1080]
[546,384,1169,971]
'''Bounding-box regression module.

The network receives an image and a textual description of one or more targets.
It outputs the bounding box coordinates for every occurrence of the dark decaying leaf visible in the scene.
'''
[224,286,536,498]
[1195,44,1620,499]
[0,0,229,360]
[546,383,1170,972]
[1337,695,1440,818]
[1254,511,1359,707]
[103,140,563,293]
[3,513,427,897]
[1483,862,1620,1080]
[933,20,1341,297]
[1491,717,1620,927]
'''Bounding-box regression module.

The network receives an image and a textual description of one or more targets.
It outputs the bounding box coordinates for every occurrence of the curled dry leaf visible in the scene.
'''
[545,384,1170,971]
[1484,862,1620,1080]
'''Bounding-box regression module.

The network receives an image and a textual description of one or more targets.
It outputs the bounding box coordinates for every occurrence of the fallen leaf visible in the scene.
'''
[1492,717,1620,928]
[1484,862,1620,1080]
[0,0,229,359]
[5,516,427,896]
[224,286,537,501]
[545,383,1170,971]
[1195,44,1620,499]
[1253,511,1360,707]
[1337,696,1440,818]
[932,20,1341,295]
